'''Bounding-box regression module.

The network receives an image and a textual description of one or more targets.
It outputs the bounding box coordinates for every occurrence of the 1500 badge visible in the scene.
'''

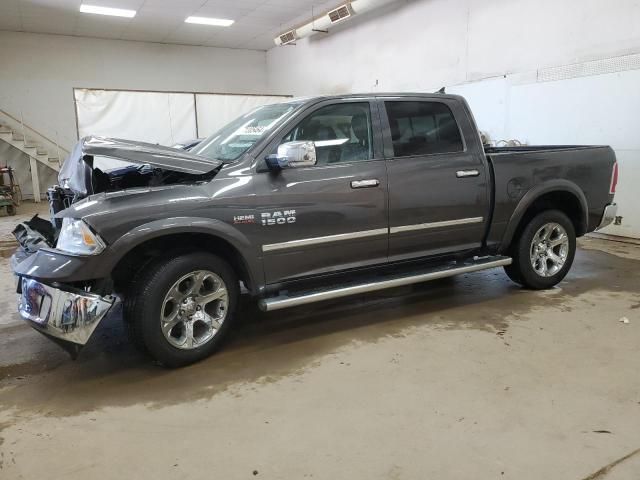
[261,210,296,226]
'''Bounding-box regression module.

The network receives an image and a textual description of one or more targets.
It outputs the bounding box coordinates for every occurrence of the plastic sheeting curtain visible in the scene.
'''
[75,89,197,146]
[75,89,289,147]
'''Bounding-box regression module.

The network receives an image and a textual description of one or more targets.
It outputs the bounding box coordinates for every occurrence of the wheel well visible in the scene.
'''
[508,191,585,250]
[111,233,252,293]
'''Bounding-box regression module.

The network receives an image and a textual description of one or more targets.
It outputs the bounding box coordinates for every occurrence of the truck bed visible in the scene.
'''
[485,144,616,250]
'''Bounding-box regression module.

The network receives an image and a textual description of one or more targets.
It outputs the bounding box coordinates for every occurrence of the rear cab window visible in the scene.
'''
[384,101,464,157]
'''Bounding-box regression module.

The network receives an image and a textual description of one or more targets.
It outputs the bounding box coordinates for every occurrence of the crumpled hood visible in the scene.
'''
[59,136,222,196]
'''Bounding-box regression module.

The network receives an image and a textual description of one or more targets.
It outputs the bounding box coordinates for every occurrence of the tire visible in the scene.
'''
[122,256,161,354]
[503,261,523,285]
[504,210,576,290]
[124,251,239,367]
[6,205,16,216]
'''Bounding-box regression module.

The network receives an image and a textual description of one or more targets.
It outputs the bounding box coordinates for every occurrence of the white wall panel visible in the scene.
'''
[448,78,510,143]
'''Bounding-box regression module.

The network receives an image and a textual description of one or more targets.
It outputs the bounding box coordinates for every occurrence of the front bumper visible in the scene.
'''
[17,277,115,356]
[596,203,617,230]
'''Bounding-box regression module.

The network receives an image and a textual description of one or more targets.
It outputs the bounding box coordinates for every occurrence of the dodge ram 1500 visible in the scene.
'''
[12,93,618,367]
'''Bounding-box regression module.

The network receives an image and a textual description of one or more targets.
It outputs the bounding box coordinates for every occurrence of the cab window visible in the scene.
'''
[385,101,463,157]
[281,103,373,165]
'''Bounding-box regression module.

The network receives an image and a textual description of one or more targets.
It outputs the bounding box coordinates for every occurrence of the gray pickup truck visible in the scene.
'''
[12,93,618,367]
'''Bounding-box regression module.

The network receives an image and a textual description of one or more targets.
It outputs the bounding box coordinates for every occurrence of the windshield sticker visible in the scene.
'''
[228,142,254,148]
[241,126,267,135]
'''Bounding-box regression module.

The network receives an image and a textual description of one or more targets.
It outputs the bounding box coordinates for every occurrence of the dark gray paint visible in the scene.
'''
[13,93,617,297]
[79,136,222,174]
[377,96,491,261]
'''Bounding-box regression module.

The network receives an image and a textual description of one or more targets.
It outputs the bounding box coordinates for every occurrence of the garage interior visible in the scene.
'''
[0,0,639,478]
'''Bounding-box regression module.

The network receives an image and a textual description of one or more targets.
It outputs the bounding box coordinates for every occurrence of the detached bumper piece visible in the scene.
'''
[596,203,617,230]
[18,278,115,358]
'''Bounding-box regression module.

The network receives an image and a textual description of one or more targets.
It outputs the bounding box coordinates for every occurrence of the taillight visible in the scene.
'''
[610,161,618,194]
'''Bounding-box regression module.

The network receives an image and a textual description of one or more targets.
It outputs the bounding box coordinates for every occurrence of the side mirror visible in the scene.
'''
[266,141,317,171]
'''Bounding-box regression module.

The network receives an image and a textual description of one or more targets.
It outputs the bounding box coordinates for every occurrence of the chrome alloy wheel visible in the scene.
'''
[160,270,228,350]
[529,222,569,277]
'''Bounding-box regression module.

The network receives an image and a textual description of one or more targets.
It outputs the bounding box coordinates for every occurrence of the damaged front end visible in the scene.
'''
[17,278,115,358]
[12,136,223,357]
[52,136,223,224]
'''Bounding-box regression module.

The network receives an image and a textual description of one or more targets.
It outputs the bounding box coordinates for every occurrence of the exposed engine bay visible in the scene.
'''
[48,164,217,225]
[14,135,223,250]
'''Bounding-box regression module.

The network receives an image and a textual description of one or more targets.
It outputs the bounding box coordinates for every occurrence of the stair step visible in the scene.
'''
[12,133,24,141]
[47,157,59,163]
[36,147,48,155]
[259,255,513,312]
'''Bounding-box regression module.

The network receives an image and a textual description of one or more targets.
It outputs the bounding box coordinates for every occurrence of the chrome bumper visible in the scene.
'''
[18,277,115,349]
[596,203,617,230]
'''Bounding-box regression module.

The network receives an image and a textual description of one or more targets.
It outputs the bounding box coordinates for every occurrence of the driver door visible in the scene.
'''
[253,99,389,285]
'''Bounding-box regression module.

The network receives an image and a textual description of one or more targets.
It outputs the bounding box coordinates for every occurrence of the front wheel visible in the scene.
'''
[125,252,239,367]
[504,210,576,289]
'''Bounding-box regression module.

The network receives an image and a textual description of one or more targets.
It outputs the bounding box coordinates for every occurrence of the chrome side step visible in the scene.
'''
[259,256,512,312]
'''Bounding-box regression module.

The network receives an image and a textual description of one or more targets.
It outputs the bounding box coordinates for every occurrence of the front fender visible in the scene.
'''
[109,217,253,257]
[12,217,262,289]
[500,179,588,250]
[106,216,261,287]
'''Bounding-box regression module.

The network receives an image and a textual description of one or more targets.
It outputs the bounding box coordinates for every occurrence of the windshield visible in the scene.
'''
[191,102,300,162]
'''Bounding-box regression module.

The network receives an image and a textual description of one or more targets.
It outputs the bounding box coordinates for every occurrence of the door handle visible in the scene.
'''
[456,169,479,178]
[351,179,380,189]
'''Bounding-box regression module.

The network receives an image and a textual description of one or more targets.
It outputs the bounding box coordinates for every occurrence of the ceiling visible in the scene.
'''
[0,0,341,50]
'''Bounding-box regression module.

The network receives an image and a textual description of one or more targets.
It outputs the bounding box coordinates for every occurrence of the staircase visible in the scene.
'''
[0,108,69,202]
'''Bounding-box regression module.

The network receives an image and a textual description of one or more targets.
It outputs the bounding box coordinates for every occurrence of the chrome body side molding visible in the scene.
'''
[390,217,483,234]
[262,217,485,252]
[262,227,388,252]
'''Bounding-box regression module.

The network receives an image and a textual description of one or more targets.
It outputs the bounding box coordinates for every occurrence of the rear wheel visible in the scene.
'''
[125,252,239,367]
[504,210,576,289]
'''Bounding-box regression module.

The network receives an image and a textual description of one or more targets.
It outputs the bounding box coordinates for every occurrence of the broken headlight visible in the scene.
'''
[56,218,106,255]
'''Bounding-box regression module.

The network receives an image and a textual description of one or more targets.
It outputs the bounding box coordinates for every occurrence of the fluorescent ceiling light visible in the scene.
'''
[80,4,136,18]
[185,16,234,27]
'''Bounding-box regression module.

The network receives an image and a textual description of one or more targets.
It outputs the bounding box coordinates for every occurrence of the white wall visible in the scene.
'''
[266,0,640,238]
[266,0,640,95]
[0,31,269,153]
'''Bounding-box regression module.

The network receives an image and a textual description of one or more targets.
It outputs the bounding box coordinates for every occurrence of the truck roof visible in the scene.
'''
[287,92,465,104]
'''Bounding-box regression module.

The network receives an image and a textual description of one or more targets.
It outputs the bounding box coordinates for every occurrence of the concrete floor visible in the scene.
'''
[0,205,639,479]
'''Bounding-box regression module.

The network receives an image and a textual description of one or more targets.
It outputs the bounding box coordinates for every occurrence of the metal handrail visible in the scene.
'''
[0,106,71,155]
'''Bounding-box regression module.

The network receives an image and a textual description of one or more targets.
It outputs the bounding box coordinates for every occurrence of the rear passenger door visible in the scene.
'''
[380,97,490,261]
[254,99,389,285]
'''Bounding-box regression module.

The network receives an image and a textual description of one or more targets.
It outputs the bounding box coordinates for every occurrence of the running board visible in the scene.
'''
[259,256,512,312]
